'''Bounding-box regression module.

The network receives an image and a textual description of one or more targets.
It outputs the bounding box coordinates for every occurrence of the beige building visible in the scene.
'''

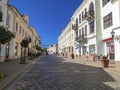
[9,5,40,58]
[0,0,41,61]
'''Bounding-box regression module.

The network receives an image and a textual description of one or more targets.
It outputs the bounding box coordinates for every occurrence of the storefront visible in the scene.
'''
[102,38,115,61]
[106,41,115,60]
[89,44,95,55]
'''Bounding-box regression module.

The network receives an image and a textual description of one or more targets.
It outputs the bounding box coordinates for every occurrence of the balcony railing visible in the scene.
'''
[72,24,78,31]
[84,11,94,21]
[75,34,87,43]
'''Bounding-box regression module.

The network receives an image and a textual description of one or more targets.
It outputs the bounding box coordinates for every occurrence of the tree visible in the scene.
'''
[34,45,42,51]
[0,26,15,61]
[0,26,15,77]
[20,38,30,64]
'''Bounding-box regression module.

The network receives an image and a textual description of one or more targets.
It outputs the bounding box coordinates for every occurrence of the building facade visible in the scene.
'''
[0,0,41,62]
[47,44,58,54]
[58,0,120,61]
[58,21,74,57]
[101,0,120,61]
[58,0,102,59]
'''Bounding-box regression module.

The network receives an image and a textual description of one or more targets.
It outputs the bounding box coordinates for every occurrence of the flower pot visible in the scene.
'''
[102,59,109,68]
[71,53,74,59]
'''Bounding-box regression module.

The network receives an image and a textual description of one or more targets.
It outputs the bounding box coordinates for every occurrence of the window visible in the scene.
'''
[103,12,112,29]
[0,11,2,22]
[83,46,86,55]
[85,25,87,36]
[85,8,87,15]
[82,11,84,21]
[76,18,78,24]
[89,2,94,15]
[6,14,10,26]
[22,29,24,35]
[76,31,78,38]
[79,14,81,23]
[89,44,95,55]
[89,21,94,34]
[19,26,21,34]
[82,27,84,38]
[79,29,81,37]
[16,22,18,31]
[102,0,110,7]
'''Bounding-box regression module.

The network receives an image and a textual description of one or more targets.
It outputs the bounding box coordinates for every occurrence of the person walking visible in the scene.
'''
[86,52,89,61]
[93,53,98,61]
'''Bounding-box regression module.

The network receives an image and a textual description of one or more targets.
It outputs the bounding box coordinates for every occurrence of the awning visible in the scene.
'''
[102,37,113,42]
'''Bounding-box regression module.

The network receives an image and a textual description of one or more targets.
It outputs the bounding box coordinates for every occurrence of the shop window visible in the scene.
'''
[103,12,112,29]
[83,46,86,55]
[106,41,114,59]
[89,44,95,55]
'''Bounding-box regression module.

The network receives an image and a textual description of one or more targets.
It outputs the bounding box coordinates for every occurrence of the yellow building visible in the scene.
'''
[8,5,41,58]
[0,1,41,62]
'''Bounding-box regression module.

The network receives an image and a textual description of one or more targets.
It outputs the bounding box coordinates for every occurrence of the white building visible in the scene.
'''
[0,0,15,61]
[58,21,74,57]
[101,0,120,61]
[58,0,120,61]
[47,44,58,54]
[59,0,102,59]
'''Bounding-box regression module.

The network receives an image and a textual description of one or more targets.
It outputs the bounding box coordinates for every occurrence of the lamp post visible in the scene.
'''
[5,25,10,61]
[111,30,115,39]
[111,30,120,42]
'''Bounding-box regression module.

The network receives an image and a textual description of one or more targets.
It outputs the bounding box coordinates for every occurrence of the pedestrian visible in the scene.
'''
[93,53,98,61]
[99,54,103,61]
[86,52,89,61]
[46,51,48,56]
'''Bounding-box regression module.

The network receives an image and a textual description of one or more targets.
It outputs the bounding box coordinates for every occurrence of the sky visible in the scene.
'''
[9,0,83,47]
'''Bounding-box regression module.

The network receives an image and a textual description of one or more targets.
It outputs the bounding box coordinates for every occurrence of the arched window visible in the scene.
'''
[89,2,94,15]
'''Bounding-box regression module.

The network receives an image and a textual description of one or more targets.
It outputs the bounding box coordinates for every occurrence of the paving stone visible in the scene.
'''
[8,55,120,90]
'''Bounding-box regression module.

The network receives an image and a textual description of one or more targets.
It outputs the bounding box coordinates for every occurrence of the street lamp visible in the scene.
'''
[111,30,120,42]
[111,30,115,39]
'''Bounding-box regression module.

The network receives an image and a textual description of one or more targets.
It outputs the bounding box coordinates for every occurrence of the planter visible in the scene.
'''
[71,53,74,59]
[102,59,109,68]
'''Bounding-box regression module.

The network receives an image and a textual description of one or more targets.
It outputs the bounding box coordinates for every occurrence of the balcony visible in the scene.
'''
[75,34,87,43]
[84,11,94,21]
[72,24,78,31]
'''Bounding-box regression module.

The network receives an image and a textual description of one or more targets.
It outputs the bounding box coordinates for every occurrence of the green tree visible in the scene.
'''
[0,26,15,78]
[20,38,30,64]
[0,26,15,60]
[34,45,42,51]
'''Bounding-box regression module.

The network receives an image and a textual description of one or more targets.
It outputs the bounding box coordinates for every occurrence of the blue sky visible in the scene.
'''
[9,0,83,47]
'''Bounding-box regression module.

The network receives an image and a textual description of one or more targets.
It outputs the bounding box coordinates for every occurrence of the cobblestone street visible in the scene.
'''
[6,55,120,90]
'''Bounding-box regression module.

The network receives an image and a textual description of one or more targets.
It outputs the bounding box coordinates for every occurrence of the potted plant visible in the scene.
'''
[71,53,74,59]
[101,55,109,68]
